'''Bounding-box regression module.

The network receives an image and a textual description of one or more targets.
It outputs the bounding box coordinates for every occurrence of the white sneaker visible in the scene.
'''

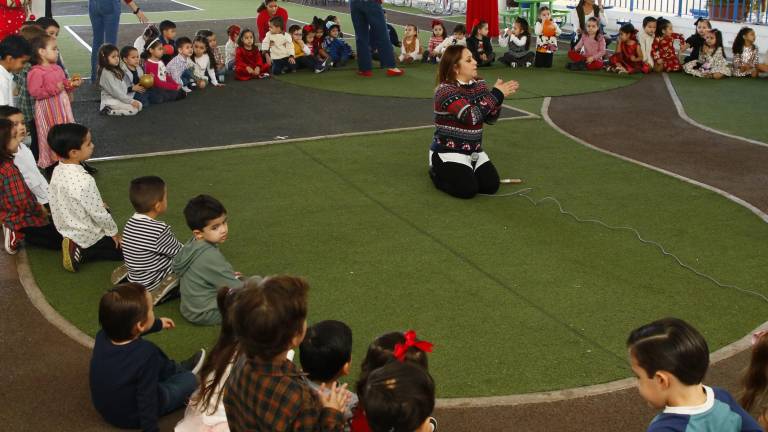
[526,62,532,67]
[3,224,18,255]
[511,63,517,68]
[181,86,192,93]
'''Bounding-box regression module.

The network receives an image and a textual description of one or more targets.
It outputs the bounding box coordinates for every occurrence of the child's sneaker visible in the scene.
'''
[150,273,180,305]
[110,264,129,285]
[62,237,82,272]
[510,63,517,68]
[525,62,532,68]
[258,73,270,79]
[180,348,206,374]
[3,224,19,255]
[181,86,192,93]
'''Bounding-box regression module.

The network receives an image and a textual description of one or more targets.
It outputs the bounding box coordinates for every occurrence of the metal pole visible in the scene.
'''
[677,0,682,15]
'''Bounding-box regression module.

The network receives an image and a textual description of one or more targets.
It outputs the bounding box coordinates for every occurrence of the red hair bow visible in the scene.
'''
[471,18,481,30]
[431,19,443,28]
[303,24,314,33]
[393,330,434,362]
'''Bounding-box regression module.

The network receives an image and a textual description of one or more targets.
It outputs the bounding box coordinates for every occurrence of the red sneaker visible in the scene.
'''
[386,68,404,77]
[356,70,373,77]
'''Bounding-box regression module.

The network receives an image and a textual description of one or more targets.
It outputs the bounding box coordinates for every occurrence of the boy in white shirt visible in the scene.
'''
[0,35,32,107]
[0,106,48,205]
[262,16,296,75]
[48,123,122,272]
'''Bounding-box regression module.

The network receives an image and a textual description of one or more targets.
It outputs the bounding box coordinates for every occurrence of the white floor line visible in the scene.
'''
[382,5,463,20]
[64,25,93,53]
[89,110,534,162]
[662,73,768,149]
[170,0,203,11]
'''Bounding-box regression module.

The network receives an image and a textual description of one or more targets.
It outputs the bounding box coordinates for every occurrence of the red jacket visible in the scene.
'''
[143,59,180,91]
[234,46,267,80]
[257,7,289,41]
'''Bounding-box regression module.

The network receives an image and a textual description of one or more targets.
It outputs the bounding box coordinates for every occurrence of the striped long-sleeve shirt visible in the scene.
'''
[122,213,182,289]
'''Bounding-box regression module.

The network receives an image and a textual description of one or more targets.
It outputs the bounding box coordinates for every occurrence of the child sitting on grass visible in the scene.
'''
[224,275,351,431]
[300,320,359,429]
[423,20,446,63]
[97,44,142,116]
[682,29,730,79]
[637,17,657,71]
[363,362,437,432]
[167,37,199,93]
[435,24,467,57]
[173,194,243,325]
[566,17,605,71]
[324,24,353,68]
[732,27,760,78]
[90,283,205,432]
[262,16,296,75]
[191,35,222,87]
[196,29,226,82]
[1,118,60,255]
[119,176,183,305]
[467,20,495,67]
[142,38,186,103]
[159,19,178,64]
[120,46,149,108]
[627,317,761,432]
[499,17,534,68]
[48,123,122,271]
[399,24,421,63]
[608,23,649,74]
[652,18,687,72]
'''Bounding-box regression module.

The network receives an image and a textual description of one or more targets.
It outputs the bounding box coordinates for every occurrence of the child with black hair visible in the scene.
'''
[0,106,48,207]
[324,24,353,68]
[423,20,446,63]
[262,16,296,75]
[739,330,768,429]
[119,176,182,305]
[363,362,437,432]
[234,29,269,80]
[172,194,243,325]
[300,320,359,429]
[159,20,178,64]
[28,34,81,171]
[48,123,122,271]
[435,24,467,56]
[167,37,199,92]
[325,15,344,38]
[0,118,60,255]
[0,34,31,106]
[499,17,533,68]
[120,46,149,107]
[533,7,561,68]
[90,283,205,432]
[684,18,712,63]
[467,20,494,67]
[98,44,142,116]
[192,35,223,86]
[652,18,687,72]
[224,276,351,431]
[628,318,760,432]
[14,24,45,160]
[143,38,186,103]
[289,24,314,72]
[312,23,332,68]
[351,330,433,432]
[566,17,605,71]
[196,30,226,83]
[732,27,760,78]
[133,24,160,52]
[638,17,657,70]
[683,29,729,79]
[609,23,649,74]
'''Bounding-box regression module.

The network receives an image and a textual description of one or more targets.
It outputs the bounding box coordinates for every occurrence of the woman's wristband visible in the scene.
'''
[133,7,141,14]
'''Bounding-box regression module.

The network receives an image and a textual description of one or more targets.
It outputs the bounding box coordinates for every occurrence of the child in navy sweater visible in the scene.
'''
[90,283,205,432]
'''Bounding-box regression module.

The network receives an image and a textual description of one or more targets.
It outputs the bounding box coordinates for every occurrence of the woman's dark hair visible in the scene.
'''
[732,27,754,55]
[192,35,216,63]
[739,332,768,412]
[355,332,429,397]
[231,276,309,361]
[363,362,435,432]
[514,17,531,50]
[237,29,256,49]
[436,45,469,85]
[626,317,709,386]
[192,286,241,414]
[0,119,15,161]
[48,123,89,159]
[642,16,657,28]
[299,320,353,382]
[99,283,149,342]
[183,194,226,231]
[29,34,53,65]
[470,20,488,38]
[257,0,278,14]
[97,44,123,81]
[0,34,32,60]
[576,0,600,33]
[655,17,671,38]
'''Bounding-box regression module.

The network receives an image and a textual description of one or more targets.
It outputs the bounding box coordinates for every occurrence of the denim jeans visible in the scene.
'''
[158,364,197,416]
[349,0,395,71]
[133,91,149,107]
[271,58,296,75]
[89,0,121,80]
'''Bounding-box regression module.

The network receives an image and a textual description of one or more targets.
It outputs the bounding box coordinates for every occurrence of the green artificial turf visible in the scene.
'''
[667,73,768,144]
[28,116,768,397]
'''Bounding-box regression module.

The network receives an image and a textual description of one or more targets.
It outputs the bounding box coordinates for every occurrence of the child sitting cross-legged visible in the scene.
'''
[499,17,534,68]
[191,35,223,87]
[363,362,437,432]
[234,28,269,80]
[90,283,205,432]
[628,317,761,432]
[167,37,200,93]
[97,44,142,116]
[300,320,359,429]
[224,275,351,431]
[142,38,186,103]
[262,16,296,75]
[566,17,605,70]
[225,25,241,72]
[172,194,243,325]
[117,176,183,306]
[324,24,353,68]
[48,123,122,271]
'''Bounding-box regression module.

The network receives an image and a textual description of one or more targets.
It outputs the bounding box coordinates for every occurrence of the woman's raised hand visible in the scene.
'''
[493,78,519,97]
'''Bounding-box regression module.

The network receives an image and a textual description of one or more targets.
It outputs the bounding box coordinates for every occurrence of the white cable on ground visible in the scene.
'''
[482,188,768,304]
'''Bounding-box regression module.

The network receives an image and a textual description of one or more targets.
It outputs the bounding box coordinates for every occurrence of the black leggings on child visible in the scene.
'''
[20,223,62,250]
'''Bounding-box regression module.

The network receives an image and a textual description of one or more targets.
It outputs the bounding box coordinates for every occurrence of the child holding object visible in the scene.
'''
[142,39,186,103]
[534,7,561,68]
[499,17,534,68]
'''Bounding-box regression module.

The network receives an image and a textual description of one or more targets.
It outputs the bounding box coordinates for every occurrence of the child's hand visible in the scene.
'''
[112,234,122,249]
[160,317,175,329]
[253,66,261,76]
[131,100,141,109]
[214,83,225,87]
[318,382,350,412]
[288,56,296,65]
[132,84,146,93]
[246,66,254,75]
[586,56,594,63]
[70,76,82,87]
[56,82,65,91]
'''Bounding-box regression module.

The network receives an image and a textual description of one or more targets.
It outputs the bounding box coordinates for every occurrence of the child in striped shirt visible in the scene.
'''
[118,176,182,305]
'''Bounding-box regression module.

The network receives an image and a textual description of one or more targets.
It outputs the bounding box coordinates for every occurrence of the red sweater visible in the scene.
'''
[234,46,266,80]
[257,7,289,41]
[143,59,180,91]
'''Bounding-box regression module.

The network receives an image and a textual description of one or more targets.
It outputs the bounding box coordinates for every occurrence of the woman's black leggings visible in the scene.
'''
[429,151,500,199]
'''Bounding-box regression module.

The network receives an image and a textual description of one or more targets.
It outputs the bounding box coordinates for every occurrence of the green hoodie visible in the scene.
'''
[172,238,241,325]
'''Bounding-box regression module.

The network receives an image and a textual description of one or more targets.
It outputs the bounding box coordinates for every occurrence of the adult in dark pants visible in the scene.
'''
[348,0,403,77]
[89,0,148,81]
[429,45,518,199]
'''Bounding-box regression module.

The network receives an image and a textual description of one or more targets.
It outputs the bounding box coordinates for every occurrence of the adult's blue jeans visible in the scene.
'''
[89,0,121,80]
[349,0,395,71]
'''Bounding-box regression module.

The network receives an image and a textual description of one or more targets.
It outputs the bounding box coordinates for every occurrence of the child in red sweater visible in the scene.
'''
[142,38,185,103]
[234,29,269,80]
[609,23,650,74]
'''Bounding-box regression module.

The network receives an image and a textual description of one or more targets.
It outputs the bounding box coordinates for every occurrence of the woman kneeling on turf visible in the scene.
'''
[429,45,518,199]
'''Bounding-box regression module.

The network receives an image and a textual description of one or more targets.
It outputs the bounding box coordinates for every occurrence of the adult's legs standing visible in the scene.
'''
[89,0,121,81]
[364,1,396,68]
[350,0,372,71]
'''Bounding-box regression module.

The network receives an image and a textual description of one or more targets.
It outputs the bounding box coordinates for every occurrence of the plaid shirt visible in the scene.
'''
[224,356,345,432]
[13,63,34,128]
[1,159,48,239]
[213,46,225,70]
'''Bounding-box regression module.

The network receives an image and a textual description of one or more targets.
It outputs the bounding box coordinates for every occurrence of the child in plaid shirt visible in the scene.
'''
[224,275,351,431]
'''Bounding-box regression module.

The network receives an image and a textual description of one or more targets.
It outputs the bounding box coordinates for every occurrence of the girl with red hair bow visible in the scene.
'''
[0,0,31,41]
[609,23,650,74]
[424,20,447,64]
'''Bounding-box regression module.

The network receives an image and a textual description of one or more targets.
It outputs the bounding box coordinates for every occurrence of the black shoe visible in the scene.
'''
[100,106,112,115]
[566,62,573,70]
[180,348,206,374]
[81,161,98,175]
[576,61,587,71]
